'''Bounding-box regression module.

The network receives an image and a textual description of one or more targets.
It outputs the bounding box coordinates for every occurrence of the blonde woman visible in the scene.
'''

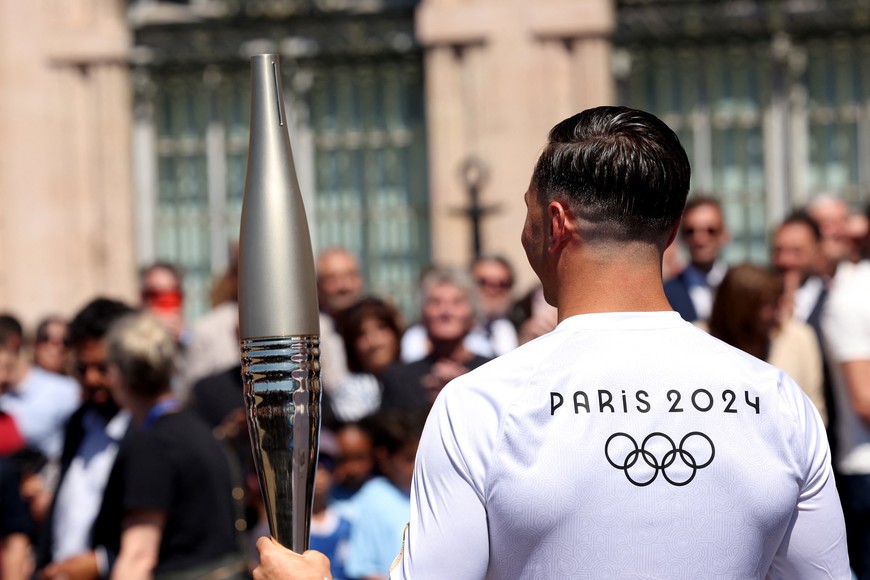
[107,312,245,580]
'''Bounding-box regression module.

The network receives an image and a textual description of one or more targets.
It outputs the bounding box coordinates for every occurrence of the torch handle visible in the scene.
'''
[242,335,321,552]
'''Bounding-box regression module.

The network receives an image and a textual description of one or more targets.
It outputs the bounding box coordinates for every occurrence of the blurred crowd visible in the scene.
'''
[0,192,868,579]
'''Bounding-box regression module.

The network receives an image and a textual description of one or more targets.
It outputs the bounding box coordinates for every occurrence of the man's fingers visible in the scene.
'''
[253,538,332,580]
[302,549,331,569]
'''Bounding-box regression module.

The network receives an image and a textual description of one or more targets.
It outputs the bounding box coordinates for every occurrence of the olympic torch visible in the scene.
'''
[238,53,321,553]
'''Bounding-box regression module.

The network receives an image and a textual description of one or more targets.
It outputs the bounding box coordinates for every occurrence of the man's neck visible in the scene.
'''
[555,247,673,322]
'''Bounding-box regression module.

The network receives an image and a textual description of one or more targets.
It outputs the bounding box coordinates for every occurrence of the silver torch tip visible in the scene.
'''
[238,53,320,340]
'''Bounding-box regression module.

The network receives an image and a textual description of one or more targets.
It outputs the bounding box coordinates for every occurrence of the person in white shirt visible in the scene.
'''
[253,107,848,580]
[822,204,870,578]
[467,256,519,357]
[35,299,135,580]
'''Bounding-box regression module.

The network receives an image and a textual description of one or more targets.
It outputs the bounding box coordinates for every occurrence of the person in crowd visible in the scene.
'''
[465,256,518,357]
[808,194,851,280]
[188,342,263,562]
[0,344,26,458]
[181,242,241,394]
[36,298,135,580]
[317,248,365,319]
[0,314,24,356]
[771,210,837,443]
[309,430,352,580]
[329,298,403,422]
[382,268,490,411]
[330,422,376,506]
[0,317,81,540]
[32,317,70,375]
[664,196,730,322]
[343,410,426,580]
[1,457,33,580]
[317,247,365,392]
[106,311,245,579]
[255,106,847,579]
[772,211,828,328]
[706,264,826,423]
[822,203,870,577]
[401,266,502,363]
[0,313,78,463]
[847,210,869,264]
[139,262,186,343]
[512,285,559,345]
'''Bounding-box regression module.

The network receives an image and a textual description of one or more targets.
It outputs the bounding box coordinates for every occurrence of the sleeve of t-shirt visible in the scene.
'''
[768,373,850,578]
[390,377,497,580]
[123,433,173,513]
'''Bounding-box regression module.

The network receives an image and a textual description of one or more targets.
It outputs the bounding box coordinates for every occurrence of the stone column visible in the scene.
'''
[416,0,615,292]
[0,0,135,326]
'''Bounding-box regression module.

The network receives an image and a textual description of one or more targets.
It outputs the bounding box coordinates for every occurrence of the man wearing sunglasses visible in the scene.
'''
[36,298,134,580]
[664,196,730,322]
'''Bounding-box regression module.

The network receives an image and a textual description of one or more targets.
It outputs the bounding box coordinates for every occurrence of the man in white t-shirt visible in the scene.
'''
[823,204,870,578]
[254,107,848,579]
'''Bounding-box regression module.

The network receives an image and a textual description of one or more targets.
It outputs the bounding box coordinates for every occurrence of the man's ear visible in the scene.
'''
[547,200,574,253]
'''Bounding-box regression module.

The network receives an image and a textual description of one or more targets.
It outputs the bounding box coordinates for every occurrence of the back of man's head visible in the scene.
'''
[67,298,135,348]
[532,106,691,244]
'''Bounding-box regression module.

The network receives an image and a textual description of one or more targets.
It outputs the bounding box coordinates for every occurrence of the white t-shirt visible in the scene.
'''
[822,260,870,474]
[391,312,847,580]
[53,409,130,562]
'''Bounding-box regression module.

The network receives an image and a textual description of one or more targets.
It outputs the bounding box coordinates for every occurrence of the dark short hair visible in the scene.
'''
[532,106,691,242]
[338,298,403,374]
[779,210,821,242]
[0,314,23,347]
[67,298,135,348]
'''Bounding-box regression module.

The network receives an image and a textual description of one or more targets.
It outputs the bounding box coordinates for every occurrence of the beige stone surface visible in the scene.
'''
[0,0,136,329]
[417,0,615,295]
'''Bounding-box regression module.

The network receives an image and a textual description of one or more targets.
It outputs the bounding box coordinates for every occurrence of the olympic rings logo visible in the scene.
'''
[604,431,715,487]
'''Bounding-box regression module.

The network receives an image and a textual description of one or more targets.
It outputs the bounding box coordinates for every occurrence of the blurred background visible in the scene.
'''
[1,0,868,326]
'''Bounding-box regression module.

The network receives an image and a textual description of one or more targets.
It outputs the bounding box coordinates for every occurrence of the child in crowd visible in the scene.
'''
[344,410,427,580]
[310,430,352,580]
